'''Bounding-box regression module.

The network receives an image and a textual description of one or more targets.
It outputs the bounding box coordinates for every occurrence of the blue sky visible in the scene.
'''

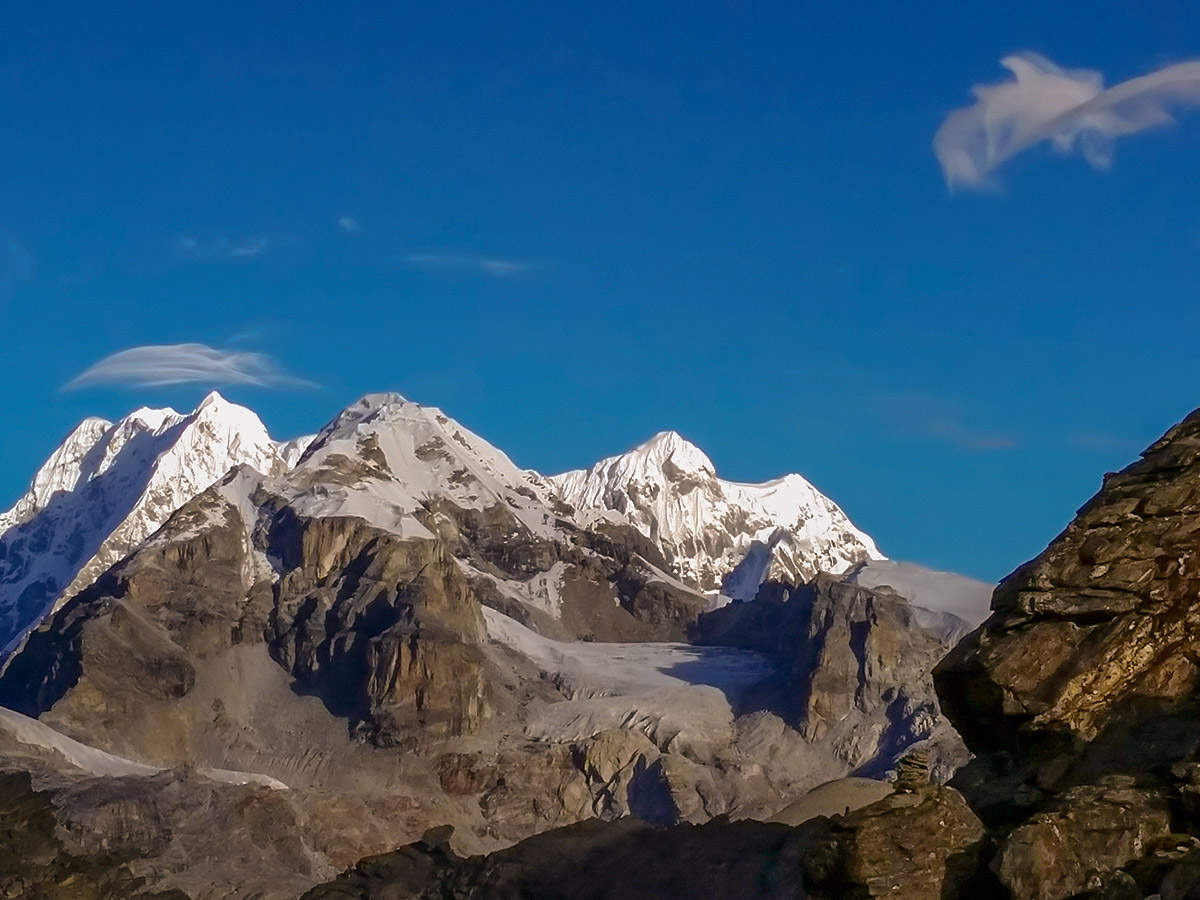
[2,0,1199,582]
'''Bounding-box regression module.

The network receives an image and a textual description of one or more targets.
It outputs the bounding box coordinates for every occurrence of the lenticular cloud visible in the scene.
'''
[65,343,308,390]
[935,53,1200,190]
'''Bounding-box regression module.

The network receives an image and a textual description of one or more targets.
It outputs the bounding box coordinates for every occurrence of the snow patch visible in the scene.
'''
[0,706,287,789]
[483,606,774,752]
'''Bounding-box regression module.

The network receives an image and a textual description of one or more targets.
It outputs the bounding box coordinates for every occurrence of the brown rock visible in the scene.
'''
[696,575,969,780]
[894,748,930,793]
[798,784,987,900]
[994,779,1172,900]
[936,407,1200,823]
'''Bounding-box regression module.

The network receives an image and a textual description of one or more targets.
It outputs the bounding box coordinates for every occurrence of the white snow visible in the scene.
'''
[273,394,563,540]
[549,430,883,591]
[845,559,993,628]
[721,529,786,602]
[0,706,287,789]
[483,606,774,751]
[460,560,568,620]
[0,393,305,645]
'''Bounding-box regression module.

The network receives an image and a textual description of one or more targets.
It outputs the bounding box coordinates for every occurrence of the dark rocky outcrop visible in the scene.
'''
[798,784,988,900]
[929,406,1200,898]
[0,771,190,900]
[993,777,1173,900]
[299,817,810,900]
[300,781,991,900]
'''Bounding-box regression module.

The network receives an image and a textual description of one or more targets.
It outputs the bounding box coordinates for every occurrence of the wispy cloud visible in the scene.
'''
[64,343,313,390]
[402,253,528,277]
[0,234,33,294]
[935,53,1200,190]
[178,235,270,260]
[876,393,1020,451]
[1068,430,1143,454]
[337,216,361,233]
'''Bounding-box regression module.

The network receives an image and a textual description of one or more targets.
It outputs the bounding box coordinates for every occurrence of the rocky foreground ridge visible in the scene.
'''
[0,392,983,898]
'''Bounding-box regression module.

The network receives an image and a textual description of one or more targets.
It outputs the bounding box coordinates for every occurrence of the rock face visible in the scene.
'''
[0,484,494,756]
[695,575,970,783]
[549,430,882,591]
[932,405,1200,898]
[798,785,986,900]
[993,778,1172,900]
[936,407,1200,816]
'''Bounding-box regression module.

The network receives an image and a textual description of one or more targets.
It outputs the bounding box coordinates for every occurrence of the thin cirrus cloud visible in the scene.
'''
[935,53,1200,190]
[178,235,270,260]
[0,234,33,294]
[64,343,313,391]
[402,253,528,277]
[337,216,361,233]
[876,393,1020,451]
[1068,430,1143,454]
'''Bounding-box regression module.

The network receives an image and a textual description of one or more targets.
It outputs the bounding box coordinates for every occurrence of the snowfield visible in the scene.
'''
[483,607,775,751]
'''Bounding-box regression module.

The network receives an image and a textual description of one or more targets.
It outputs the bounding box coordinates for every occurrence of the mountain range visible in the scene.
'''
[0,390,993,899]
[0,392,952,650]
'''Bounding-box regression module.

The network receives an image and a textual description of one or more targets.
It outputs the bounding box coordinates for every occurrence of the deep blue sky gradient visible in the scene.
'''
[3,1,1200,581]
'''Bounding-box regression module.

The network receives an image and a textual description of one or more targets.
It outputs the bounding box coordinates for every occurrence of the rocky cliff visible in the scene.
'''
[929,405,1200,897]
[695,575,970,784]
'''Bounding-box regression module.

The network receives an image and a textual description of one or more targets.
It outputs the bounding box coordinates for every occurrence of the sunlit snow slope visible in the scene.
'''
[549,430,882,591]
[0,392,310,646]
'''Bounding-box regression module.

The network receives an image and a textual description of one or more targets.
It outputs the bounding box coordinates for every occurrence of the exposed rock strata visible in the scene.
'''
[797,784,987,900]
[994,778,1172,900]
[695,575,970,782]
[931,405,1200,898]
[936,406,1200,825]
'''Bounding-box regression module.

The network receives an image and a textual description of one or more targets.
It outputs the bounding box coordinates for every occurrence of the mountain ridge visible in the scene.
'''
[0,392,889,647]
[549,427,883,592]
[0,391,310,648]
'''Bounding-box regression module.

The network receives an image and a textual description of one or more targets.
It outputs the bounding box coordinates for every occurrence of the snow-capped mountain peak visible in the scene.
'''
[0,393,309,646]
[549,433,882,591]
[0,417,113,533]
[273,392,559,540]
[631,431,718,480]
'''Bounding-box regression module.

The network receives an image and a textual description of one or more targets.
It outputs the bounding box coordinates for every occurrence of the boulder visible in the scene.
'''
[993,778,1172,900]
[798,784,987,900]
